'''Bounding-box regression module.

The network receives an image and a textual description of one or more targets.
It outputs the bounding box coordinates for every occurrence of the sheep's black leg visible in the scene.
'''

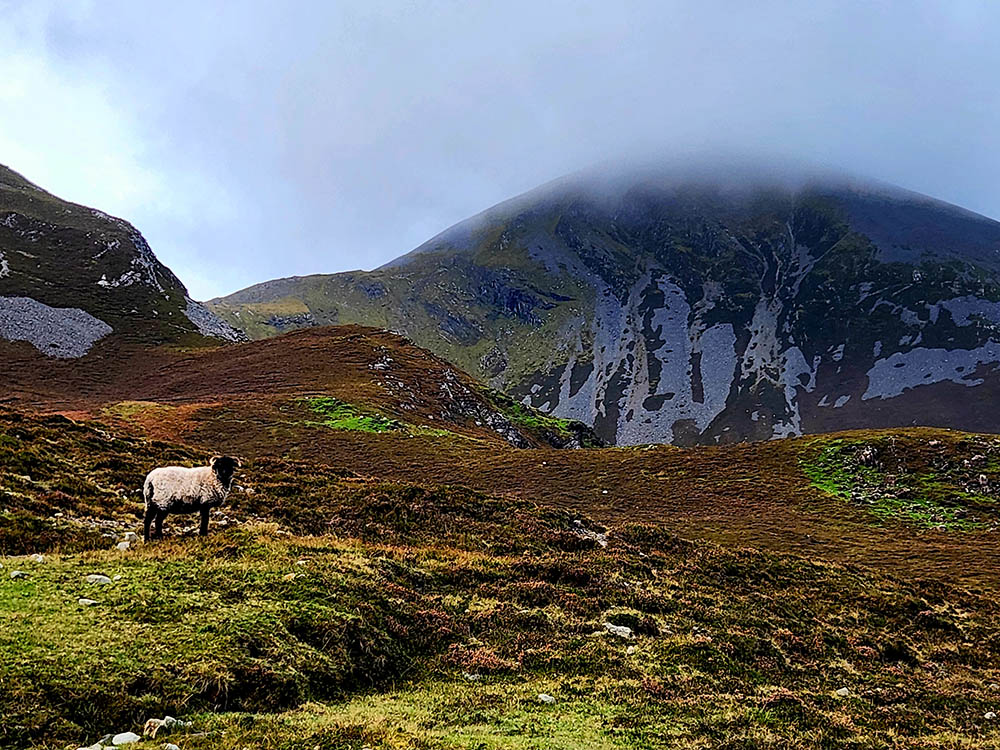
[199,507,210,537]
[154,510,166,540]
[143,505,156,542]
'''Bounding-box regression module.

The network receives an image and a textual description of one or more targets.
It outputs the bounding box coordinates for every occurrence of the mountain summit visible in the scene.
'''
[212,161,1000,445]
[0,163,243,359]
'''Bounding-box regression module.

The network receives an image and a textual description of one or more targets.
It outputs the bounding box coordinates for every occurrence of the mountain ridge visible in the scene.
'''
[0,162,244,359]
[209,161,1000,445]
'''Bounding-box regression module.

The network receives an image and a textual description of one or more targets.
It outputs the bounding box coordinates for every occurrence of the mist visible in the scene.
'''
[0,0,997,299]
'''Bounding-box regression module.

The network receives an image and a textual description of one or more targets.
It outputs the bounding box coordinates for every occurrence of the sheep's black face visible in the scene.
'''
[211,456,240,486]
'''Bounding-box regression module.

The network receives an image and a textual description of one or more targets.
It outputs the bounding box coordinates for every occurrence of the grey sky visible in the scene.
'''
[0,1,997,299]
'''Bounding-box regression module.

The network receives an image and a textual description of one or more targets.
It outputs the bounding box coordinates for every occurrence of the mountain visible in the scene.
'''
[210,160,1000,445]
[0,163,243,359]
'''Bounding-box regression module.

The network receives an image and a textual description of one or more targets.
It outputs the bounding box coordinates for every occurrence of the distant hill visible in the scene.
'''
[210,160,1000,445]
[0,163,243,359]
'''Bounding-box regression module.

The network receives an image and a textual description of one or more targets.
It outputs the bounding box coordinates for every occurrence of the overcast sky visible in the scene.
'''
[0,1,997,299]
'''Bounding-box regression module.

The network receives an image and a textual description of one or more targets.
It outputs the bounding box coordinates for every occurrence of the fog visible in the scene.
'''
[1,0,997,298]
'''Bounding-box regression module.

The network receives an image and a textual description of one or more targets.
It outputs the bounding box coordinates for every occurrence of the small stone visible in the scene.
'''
[282,572,297,581]
[296,559,308,566]
[626,645,636,655]
[989,683,1000,691]
[538,693,556,704]
[113,575,122,582]
[986,711,997,720]
[835,687,850,697]
[603,622,633,639]
[78,598,99,607]
[124,532,138,543]
[117,541,131,552]
[601,489,608,494]
[86,574,113,585]
[9,570,28,580]
[164,745,180,750]
[112,732,141,745]
[30,553,44,563]
[462,671,482,682]
[54,512,64,517]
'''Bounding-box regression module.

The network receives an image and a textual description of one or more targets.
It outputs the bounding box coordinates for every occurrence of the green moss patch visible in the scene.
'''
[801,434,1000,530]
[301,397,402,434]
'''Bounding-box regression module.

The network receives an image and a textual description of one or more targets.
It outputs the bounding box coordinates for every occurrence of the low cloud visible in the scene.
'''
[1,0,997,298]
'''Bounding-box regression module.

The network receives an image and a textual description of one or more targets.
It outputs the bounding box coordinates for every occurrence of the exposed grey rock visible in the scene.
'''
[571,519,608,547]
[86,574,113,585]
[835,687,850,697]
[78,598,99,607]
[29,553,44,563]
[603,622,633,639]
[9,570,28,580]
[0,296,112,357]
[184,297,247,342]
[117,541,131,552]
[537,693,556,704]
[112,731,141,745]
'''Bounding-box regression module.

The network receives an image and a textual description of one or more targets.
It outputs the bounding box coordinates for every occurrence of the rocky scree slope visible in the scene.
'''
[0,163,243,359]
[210,164,1000,446]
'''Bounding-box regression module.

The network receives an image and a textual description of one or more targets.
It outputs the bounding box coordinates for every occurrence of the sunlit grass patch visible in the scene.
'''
[301,396,402,433]
[800,434,1000,530]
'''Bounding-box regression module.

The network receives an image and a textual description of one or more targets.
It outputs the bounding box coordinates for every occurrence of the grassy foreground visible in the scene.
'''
[3,410,1000,748]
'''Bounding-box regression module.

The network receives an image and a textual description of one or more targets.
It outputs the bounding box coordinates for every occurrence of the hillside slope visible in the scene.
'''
[3,408,1000,749]
[4,325,598,450]
[0,163,242,359]
[210,161,1000,446]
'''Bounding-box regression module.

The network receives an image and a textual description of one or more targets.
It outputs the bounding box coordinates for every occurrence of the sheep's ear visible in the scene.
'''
[210,456,221,466]
[234,457,243,468]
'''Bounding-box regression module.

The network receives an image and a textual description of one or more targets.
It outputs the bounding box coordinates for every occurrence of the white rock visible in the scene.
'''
[986,711,997,720]
[164,745,181,750]
[117,541,131,552]
[112,732,141,745]
[113,575,122,582]
[30,553,44,563]
[603,622,633,639]
[537,693,556,704]
[835,687,850,697]
[124,532,138,543]
[86,574,113,585]
[462,671,482,682]
[78,598,99,607]
[9,570,28,580]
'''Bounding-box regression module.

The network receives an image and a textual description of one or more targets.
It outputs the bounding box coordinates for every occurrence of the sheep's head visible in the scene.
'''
[210,455,241,486]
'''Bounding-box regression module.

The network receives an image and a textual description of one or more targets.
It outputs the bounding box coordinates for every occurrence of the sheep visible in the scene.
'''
[142,456,241,542]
